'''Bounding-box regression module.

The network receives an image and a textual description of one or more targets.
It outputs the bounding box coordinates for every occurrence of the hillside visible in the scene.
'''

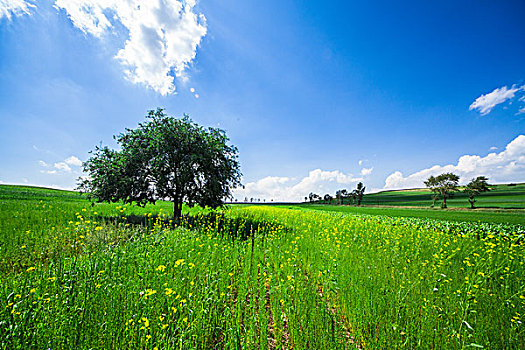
[327,183,525,209]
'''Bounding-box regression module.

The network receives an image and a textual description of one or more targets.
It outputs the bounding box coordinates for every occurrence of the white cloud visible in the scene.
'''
[233,169,363,202]
[0,0,35,19]
[54,162,71,172]
[40,170,57,174]
[358,160,363,166]
[38,160,49,167]
[469,85,524,116]
[65,155,83,166]
[383,135,525,190]
[54,0,207,95]
[361,167,373,176]
[517,106,525,115]
[489,146,498,151]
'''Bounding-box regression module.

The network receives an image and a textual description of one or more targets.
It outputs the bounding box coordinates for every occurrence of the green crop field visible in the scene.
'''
[294,204,525,225]
[319,183,525,209]
[1,185,524,349]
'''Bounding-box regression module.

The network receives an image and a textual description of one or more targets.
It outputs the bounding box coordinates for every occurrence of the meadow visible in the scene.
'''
[1,185,524,349]
[296,204,525,225]
[343,183,525,209]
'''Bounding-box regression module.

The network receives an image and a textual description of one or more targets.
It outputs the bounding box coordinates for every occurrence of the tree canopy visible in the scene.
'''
[424,173,459,209]
[464,176,490,209]
[78,108,242,219]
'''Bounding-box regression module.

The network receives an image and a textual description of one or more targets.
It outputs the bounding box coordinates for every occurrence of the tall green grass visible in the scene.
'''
[1,185,524,349]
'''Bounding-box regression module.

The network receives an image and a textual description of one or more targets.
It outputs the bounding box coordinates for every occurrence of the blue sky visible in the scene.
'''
[1,0,524,201]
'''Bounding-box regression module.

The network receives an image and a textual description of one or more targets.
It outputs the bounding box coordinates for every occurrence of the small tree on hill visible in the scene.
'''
[354,182,366,206]
[430,192,440,208]
[335,189,348,205]
[464,176,490,209]
[78,108,242,221]
[424,173,459,209]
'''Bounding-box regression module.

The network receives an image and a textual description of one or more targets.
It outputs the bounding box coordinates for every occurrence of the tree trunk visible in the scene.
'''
[173,200,182,222]
[442,195,447,209]
[469,197,475,209]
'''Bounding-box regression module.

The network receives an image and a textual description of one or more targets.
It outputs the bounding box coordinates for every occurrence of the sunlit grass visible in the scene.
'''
[1,185,524,349]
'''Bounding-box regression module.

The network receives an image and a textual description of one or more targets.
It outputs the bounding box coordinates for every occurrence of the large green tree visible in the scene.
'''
[464,176,490,209]
[78,108,242,220]
[424,173,460,209]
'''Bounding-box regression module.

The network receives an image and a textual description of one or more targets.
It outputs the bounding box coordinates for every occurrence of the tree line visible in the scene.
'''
[306,174,492,209]
[307,182,366,206]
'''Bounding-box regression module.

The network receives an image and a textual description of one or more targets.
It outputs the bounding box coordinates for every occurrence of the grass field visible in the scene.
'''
[320,183,525,209]
[1,185,524,349]
[294,204,525,225]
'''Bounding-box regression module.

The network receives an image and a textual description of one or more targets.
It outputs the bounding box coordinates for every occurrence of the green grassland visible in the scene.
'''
[1,185,524,349]
[360,183,525,208]
[300,182,525,225]
[295,204,525,225]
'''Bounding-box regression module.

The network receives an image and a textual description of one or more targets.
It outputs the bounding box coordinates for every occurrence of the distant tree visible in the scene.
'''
[323,194,333,204]
[78,108,241,221]
[430,192,440,208]
[464,176,490,209]
[424,173,460,209]
[305,196,308,202]
[350,191,357,204]
[309,192,321,202]
[341,189,348,204]
[354,182,366,206]
[244,197,248,202]
[335,189,348,205]
[335,190,342,205]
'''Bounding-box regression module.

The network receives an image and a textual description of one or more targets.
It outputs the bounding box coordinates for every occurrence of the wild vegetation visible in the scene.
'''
[1,185,524,349]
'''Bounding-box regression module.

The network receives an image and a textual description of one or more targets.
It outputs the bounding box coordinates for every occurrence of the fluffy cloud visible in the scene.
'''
[54,162,71,172]
[0,0,34,19]
[54,0,207,95]
[384,135,525,190]
[233,169,363,202]
[360,167,373,176]
[469,85,525,116]
[38,156,81,172]
[65,155,83,166]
